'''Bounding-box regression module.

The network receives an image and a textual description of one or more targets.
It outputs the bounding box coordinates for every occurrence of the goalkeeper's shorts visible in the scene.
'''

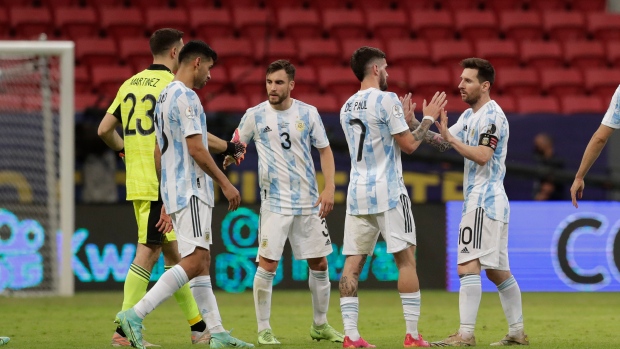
[133,199,176,245]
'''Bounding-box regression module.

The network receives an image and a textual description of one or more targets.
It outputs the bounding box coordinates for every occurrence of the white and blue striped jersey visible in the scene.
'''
[602,85,620,129]
[448,100,509,223]
[340,88,410,215]
[154,81,214,214]
[236,99,329,215]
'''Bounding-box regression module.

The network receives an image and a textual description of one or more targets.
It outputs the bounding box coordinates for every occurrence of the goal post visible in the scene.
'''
[0,41,74,296]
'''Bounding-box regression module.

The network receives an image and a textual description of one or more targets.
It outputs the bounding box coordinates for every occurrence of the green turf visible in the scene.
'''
[0,290,617,348]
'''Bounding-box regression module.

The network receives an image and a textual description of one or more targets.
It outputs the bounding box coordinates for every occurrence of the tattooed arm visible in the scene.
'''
[409,116,452,152]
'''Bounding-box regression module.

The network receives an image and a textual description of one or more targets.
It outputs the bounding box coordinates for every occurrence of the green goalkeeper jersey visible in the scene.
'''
[107,64,174,201]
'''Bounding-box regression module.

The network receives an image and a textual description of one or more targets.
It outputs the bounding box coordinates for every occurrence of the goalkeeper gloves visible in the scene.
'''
[224,129,246,166]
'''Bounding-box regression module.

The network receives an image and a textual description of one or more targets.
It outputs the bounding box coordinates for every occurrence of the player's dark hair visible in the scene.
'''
[266,60,295,81]
[350,46,386,82]
[149,28,184,57]
[460,57,495,86]
[178,40,218,64]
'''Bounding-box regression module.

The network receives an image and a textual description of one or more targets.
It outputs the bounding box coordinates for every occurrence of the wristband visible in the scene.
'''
[422,116,434,123]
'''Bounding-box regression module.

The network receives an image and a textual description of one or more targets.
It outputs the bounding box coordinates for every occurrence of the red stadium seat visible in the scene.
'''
[233,7,275,41]
[219,0,260,9]
[10,7,53,39]
[520,41,563,69]
[264,0,304,11]
[54,7,98,40]
[190,8,234,41]
[492,95,516,113]
[75,93,101,112]
[292,66,320,95]
[606,41,620,67]
[475,40,519,68]
[0,94,23,111]
[397,0,437,10]
[517,96,560,114]
[83,0,125,8]
[209,38,254,70]
[0,8,9,39]
[295,93,340,113]
[455,11,498,40]
[443,0,483,10]
[317,66,358,97]
[99,8,145,43]
[431,40,474,67]
[277,8,322,41]
[411,10,454,40]
[131,0,171,7]
[253,38,300,66]
[499,11,542,41]
[495,68,540,96]
[543,12,586,41]
[229,66,265,96]
[322,9,366,40]
[175,0,214,8]
[145,8,190,36]
[385,66,408,96]
[297,39,341,67]
[354,0,395,10]
[119,37,152,72]
[584,68,620,102]
[75,66,91,94]
[540,68,583,98]
[366,9,409,41]
[587,13,620,41]
[75,38,118,69]
[306,0,348,10]
[529,0,567,11]
[408,67,452,96]
[91,65,134,98]
[485,0,526,12]
[340,39,385,65]
[563,41,606,69]
[247,93,265,108]
[386,39,431,67]
[196,68,230,99]
[561,95,605,114]
[571,0,606,12]
[205,93,249,113]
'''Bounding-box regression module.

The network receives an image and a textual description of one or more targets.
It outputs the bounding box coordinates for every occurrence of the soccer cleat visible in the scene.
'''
[404,333,430,347]
[210,331,255,348]
[490,333,529,346]
[257,329,280,345]
[191,329,211,345]
[0,337,9,346]
[343,336,376,348]
[115,309,146,349]
[111,332,160,347]
[310,323,344,343]
[430,332,476,347]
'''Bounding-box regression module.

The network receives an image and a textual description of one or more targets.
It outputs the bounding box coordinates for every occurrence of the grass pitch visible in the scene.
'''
[0,290,617,348]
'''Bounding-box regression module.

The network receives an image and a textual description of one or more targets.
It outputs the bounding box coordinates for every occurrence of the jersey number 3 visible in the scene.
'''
[124,93,156,136]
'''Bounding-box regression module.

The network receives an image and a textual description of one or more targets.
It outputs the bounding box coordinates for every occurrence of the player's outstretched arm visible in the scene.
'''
[400,92,451,152]
[436,109,493,166]
[394,92,447,154]
[315,145,335,218]
[186,134,241,211]
[570,124,615,208]
[97,113,124,152]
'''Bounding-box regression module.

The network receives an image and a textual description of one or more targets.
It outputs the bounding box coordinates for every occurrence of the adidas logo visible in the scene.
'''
[325,239,331,246]
[460,247,469,253]
[262,126,272,133]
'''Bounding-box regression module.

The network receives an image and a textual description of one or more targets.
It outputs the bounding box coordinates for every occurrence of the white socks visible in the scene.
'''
[340,297,360,341]
[254,267,275,332]
[497,276,524,337]
[400,291,421,337]
[134,265,187,319]
[309,269,330,326]
[190,275,225,334]
[458,274,481,339]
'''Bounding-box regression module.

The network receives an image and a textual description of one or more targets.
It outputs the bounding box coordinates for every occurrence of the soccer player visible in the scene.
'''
[432,58,528,346]
[339,46,446,348]
[98,29,244,347]
[223,59,343,345]
[115,40,254,349]
[570,84,620,208]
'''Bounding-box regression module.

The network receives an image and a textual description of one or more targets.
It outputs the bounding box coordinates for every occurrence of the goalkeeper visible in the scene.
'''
[97,28,246,347]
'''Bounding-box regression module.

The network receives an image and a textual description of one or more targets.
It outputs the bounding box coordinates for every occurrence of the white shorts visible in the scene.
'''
[343,194,416,256]
[257,208,333,261]
[170,196,213,258]
[457,207,509,270]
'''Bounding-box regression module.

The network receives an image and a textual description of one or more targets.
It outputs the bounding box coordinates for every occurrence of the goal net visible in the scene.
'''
[0,41,74,296]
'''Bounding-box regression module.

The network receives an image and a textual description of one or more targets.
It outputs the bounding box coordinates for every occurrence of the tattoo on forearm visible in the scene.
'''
[412,119,432,141]
[424,131,452,152]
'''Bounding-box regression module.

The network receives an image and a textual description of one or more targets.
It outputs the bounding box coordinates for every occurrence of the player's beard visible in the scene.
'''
[379,73,388,91]
[461,89,480,106]
[268,91,289,105]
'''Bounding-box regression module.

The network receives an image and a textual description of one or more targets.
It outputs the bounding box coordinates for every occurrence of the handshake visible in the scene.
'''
[223,129,246,169]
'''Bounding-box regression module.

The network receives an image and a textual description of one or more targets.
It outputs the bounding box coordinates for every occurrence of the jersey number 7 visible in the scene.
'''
[349,118,366,162]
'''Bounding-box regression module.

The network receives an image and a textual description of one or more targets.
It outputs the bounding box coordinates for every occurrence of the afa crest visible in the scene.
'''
[296,120,305,131]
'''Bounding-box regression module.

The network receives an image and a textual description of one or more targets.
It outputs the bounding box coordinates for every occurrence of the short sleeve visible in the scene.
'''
[310,108,330,149]
[448,110,468,143]
[176,92,202,138]
[601,85,620,129]
[476,111,503,151]
[236,111,255,144]
[106,88,123,122]
[381,92,409,135]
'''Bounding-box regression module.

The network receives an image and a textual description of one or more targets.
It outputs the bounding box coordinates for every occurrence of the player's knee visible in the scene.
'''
[307,257,328,271]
